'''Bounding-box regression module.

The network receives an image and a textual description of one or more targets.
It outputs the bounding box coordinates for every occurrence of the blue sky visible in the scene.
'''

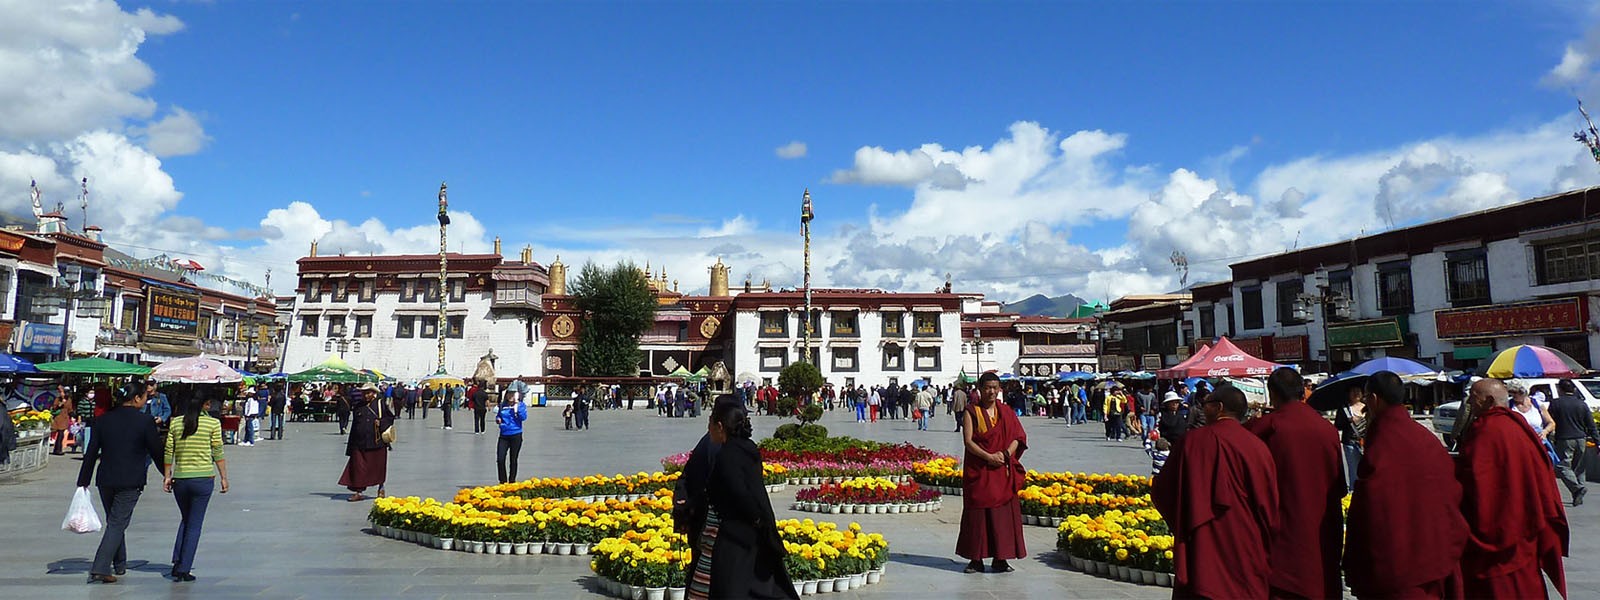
[4,1,1599,301]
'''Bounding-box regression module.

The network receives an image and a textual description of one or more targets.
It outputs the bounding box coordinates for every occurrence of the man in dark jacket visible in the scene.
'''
[76,381,164,583]
[1549,379,1599,505]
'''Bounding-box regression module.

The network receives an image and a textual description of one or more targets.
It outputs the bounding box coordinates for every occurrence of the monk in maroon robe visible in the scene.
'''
[1153,384,1278,599]
[1344,371,1468,599]
[1246,368,1345,599]
[1455,378,1569,599]
[955,371,1028,574]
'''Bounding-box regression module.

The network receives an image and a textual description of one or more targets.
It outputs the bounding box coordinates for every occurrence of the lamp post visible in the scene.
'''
[41,266,110,362]
[325,337,361,361]
[1293,268,1352,373]
[1088,320,1122,373]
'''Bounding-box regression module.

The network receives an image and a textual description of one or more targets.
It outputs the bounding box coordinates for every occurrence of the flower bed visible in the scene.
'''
[368,472,891,598]
[1057,508,1174,586]
[911,459,1154,524]
[8,410,51,435]
[664,442,946,483]
[791,477,942,515]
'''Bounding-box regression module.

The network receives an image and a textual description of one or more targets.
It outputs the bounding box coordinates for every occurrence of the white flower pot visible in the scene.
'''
[484,542,498,555]
[667,587,686,600]
[630,585,645,600]
[848,573,865,589]
[645,587,666,600]
[556,543,573,555]
[829,504,841,514]
[469,540,484,553]
[866,568,883,584]
[1140,569,1156,585]
[834,576,849,591]
[575,543,591,555]
[511,542,527,555]
[817,579,834,593]
[498,542,512,554]
[888,504,901,514]
[1156,572,1172,587]
[792,582,804,597]
[438,538,454,551]
[802,580,817,595]
[1116,565,1130,581]
[1069,555,1083,571]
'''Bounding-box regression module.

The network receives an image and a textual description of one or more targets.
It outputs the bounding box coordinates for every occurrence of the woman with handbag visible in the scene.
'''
[50,389,72,455]
[338,383,394,502]
[956,371,1029,574]
[162,390,227,582]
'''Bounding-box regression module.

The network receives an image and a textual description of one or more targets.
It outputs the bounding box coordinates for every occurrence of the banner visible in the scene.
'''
[146,287,200,338]
[16,322,63,354]
[1434,297,1584,340]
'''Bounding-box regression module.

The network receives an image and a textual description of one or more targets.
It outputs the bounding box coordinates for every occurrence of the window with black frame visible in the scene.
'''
[354,315,372,338]
[396,316,415,338]
[332,280,349,302]
[1199,306,1216,340]
[1445,249,1490,307]
[401,280,416,303]
[882,312,903,336]
[831,311,858,337]
[913,312,939,336]
[760,312,787,337]
[300,316,318,337]
[447,315,465,338]
[1376,262,1413,316]
[1275,279,1303,324]
[1241,287,1264,330]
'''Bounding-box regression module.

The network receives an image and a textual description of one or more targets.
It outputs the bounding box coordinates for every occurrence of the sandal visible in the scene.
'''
[990,561,1014,573]
[963,560,984,574]
[347,493,365,502]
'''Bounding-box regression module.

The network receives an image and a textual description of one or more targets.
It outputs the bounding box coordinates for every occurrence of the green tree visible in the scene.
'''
[571,261,657,377]
[777,361,824,410]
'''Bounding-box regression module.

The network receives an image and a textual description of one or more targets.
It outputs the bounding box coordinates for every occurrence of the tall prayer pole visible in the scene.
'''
[437,182,451,372]
[801,189,814,364]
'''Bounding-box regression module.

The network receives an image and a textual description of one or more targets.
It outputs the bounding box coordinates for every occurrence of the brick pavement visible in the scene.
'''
[1,404,1593,599]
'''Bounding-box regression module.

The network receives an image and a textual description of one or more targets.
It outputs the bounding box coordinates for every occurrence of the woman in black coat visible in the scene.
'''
[338,383,394,502]
[686,403,798,600]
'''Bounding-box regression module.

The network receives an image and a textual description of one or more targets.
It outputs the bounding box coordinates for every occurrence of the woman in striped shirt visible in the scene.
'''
[162,389,228,582]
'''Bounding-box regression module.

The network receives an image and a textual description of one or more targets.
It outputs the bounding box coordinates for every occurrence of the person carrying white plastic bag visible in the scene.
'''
[62,487,103,533]
[76,381,166,584]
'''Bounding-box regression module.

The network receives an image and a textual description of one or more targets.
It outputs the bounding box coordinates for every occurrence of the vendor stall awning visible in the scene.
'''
[36,356,153,375]
[1452,345,1494,361]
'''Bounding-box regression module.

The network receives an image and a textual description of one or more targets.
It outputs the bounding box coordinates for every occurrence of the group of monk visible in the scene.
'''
[1154,368,1571,600]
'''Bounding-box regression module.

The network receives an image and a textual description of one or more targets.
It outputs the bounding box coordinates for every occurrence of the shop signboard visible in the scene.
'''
[1272,336,1308,361]
[1327,317,1406,348]
[16,322,63,354]
[146,286,200,339]
[1139,354,1163,370]
[1434,297,1585,340]
[1232,336,1269,359]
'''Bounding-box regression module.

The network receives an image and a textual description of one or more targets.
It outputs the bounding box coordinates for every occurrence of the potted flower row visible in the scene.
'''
[1056,509,1174,587]
[783,553,882,595]
[791,478,941,515]
[1065,551,1172,587]
[788,473,915,486]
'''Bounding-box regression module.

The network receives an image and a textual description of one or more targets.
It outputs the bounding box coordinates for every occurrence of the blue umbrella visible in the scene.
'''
[1347,356,1439,376]
[1308,372,1369,412]
[0,353,39,373]
[1056,371,1095,382]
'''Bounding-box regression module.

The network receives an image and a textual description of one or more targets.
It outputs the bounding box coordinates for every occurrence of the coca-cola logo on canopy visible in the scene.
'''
[1212,354,1245,362]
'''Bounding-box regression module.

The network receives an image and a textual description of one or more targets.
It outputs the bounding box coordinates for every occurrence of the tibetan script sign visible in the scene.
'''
[1434,297,1584,341]
[1272,336,1308,361]
[146,287,200,338]
[1327,318,1406,348]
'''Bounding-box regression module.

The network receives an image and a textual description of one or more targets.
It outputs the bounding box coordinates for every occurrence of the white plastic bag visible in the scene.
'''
[62,487,102,534]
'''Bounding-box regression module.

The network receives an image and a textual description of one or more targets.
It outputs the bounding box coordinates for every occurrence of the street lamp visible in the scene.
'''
[325,337,361,360]
[34,266,111,362]
[1293,268,1352,373]
[973,328,982,375]
[1088,320,1122,373]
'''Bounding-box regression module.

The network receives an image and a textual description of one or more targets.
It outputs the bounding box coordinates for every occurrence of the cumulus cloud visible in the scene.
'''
[774,141,807,159]
[0,0,183,140]
[138,107,210,157]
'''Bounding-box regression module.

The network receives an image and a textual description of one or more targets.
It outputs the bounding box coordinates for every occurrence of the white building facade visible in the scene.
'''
[730,291,964,387]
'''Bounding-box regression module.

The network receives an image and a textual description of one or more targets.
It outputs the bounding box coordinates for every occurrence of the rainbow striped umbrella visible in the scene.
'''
[1480,345,1588,379]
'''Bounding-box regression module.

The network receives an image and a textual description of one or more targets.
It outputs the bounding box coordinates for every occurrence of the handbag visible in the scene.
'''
[374,404,397,445]
[62,487,103,534]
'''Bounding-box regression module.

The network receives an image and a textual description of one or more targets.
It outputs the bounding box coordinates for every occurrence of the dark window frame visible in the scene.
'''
[1276,279,1304,325]
[446,315,465,339]
[883,344,905,371]
[759,312,788,337]
[912,312,940,337]
[912,346,942,371]
[449,280,466,302]
[830,311,859,337]
[401,280,417,303]
[353,315,372,338]
[1241,287,1265,330]
[325,315,346,337]
[831,346,860,372]
[332,280,349,302]
[882,312,903,336]
[396,316,415,338]
[420,318,438,339]
[1198,305,1216,340]
[758,347,788,372]
[300,316,318,337]
[357,280,375,302]
[1444,249,1490,307]
[1376,261,1414,316]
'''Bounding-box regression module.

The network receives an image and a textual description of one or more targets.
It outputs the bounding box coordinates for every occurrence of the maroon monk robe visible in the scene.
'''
[1455,406,1569,599]
[1246,401,1345,599]
[955,403,1028,561]
[1153,418,1278,600]
[1344,403,1468,599]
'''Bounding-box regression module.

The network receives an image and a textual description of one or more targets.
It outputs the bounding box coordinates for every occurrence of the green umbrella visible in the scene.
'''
[288,355,376,383]
[36,356,153,375]
[667,366,693,379]
[687,366,710,383]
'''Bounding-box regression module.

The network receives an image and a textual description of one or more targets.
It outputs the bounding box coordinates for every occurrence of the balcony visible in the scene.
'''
[492,287,543,310]
[95,329,141,348]
[196,337,253,357]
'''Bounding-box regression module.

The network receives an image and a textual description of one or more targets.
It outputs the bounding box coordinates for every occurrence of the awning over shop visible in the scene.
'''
[1452,345,1494,361]
[1327,317,1407,348]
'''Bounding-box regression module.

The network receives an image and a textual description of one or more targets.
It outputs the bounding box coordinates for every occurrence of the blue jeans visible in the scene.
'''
[917,410,928,430]
[171,477,214,574]
[855,403,866,421]
[1072,404,1087,424]
[242,417,257,443]
[269,413,285,439]
[1141,415,1157,437]
[92,486,141,576]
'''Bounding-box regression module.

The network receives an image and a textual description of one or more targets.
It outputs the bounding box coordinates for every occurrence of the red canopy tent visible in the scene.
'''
[1166,337,1283,378]
[1158,343,1212,379]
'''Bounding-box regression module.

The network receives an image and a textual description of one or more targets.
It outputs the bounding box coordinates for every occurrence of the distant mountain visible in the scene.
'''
[1002,293,1089,317]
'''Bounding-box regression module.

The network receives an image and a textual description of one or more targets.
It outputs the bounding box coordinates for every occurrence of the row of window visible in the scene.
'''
[302,279,468,303]
[759,311,941,337]
[1231,249,1497,333]
[758,345,942,372]
[300,314,465,339]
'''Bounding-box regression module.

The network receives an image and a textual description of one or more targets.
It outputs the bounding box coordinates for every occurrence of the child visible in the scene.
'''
[562,404,574,430]
[1145,435,1170,476]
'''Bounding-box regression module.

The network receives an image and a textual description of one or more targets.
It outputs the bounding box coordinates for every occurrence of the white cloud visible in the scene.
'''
[1548,44,1591,86]
[774,141,807,159]
[138,107,210,156]
[0,0,183,140]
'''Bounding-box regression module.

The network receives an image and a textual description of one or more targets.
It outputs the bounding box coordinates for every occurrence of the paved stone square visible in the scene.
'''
[2,405,1595,599]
